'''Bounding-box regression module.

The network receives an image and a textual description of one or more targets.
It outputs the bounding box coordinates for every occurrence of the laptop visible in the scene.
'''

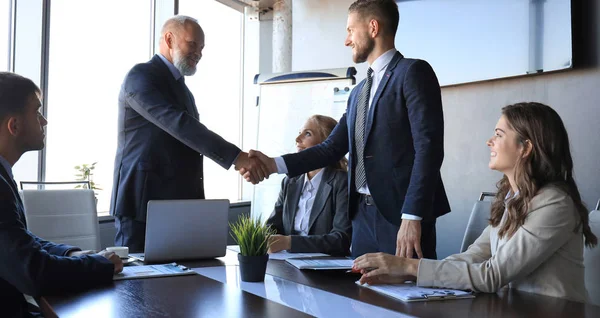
[130,199,229,263]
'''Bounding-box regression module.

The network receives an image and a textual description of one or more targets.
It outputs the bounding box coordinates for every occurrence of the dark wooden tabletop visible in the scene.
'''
[41,273,311,318]
[41,249,600,318]
[263,258,600,318]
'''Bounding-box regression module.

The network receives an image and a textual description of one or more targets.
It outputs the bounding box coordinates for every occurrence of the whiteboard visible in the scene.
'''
[252,77,355,220]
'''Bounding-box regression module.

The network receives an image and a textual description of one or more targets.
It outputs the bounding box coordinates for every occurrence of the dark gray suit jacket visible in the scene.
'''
[266,167,351,256]
[110,55,241,223]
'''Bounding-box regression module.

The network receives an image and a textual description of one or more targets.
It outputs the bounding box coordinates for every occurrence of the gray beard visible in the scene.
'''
[173,52,197,76]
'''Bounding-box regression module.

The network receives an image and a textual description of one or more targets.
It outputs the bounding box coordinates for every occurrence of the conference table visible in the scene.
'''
[41,248,600,317]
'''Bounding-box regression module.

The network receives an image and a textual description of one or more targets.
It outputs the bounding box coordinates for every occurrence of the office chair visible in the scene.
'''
[20,181,101,251]
[459,192,495,253]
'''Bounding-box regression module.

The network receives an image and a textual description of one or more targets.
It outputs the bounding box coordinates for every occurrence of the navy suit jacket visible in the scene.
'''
[266,167,351,256]
[110,55,241,222]
[0,164,114,317]
[283,52,450,224]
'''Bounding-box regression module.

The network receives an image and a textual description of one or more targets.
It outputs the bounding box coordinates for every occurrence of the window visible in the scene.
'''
[44,0,152,214]
[178,0,244,202]
[11,0,43,186]
[0,0,9,71]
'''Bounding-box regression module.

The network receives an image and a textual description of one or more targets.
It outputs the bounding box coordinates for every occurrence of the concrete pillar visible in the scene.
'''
[272,0,292,73]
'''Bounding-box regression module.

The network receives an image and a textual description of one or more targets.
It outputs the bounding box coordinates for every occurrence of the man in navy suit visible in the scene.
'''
[0,72,123,317]
[111,15,268,252]
[242,0,450,259]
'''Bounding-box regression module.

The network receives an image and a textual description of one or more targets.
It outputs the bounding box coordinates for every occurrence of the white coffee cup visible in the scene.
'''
[106,246,129,259]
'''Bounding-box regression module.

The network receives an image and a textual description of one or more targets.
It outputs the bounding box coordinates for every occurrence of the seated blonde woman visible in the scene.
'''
[266,115,351,256]
[353,102,596,302]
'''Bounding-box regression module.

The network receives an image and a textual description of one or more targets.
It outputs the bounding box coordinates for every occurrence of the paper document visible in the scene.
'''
[227,245,241,253]
[114,263,196,281]
[269,251,329,260]
[286,258,353,270]
[357,282,474,302]
[227,245,328,260]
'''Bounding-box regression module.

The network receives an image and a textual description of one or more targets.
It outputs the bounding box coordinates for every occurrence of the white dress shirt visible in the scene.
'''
[294,169,324,236]
[274,49,420,220]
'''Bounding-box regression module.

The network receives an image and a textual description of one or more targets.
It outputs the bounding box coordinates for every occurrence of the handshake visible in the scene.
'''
[234,150,277,184]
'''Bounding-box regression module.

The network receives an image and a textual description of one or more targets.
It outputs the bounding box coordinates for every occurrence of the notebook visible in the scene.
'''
[356,282,475,302]
[286,258,353,270]
[114,263,196,280]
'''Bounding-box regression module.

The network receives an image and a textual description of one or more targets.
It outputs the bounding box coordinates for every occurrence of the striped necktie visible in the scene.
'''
[354,68,373,191]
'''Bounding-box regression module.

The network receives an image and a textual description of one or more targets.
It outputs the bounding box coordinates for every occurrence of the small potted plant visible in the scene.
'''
[230,215,276,282]
[74,162,102,203]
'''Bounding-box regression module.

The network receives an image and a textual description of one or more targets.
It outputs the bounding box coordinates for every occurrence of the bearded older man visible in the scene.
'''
[110,15,268,252]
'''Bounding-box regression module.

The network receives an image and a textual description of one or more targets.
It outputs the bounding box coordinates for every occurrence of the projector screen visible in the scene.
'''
[395,0,573,86]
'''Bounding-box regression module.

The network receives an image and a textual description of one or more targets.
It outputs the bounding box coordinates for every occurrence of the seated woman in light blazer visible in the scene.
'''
[353,102,597,302]
[266,114,351,256]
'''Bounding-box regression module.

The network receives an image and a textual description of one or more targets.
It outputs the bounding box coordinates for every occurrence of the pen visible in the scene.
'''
[346,267,377,274]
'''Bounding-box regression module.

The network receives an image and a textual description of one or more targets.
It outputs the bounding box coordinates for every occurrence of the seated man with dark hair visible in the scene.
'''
[0,72,123,317]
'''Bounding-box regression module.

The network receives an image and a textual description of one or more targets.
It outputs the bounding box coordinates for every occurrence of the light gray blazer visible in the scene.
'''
[417,185,588,303]
[266,167,351,256]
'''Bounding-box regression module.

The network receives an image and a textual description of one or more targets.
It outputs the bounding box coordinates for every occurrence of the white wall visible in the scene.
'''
[288,0,600,258]
[292,0,365,74]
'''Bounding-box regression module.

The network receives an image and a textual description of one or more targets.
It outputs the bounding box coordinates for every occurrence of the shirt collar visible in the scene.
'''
[0,155,13,180]
[369,48,397,74]
[504,190,519,203]
[303,169,325,191]
[157,53,183,81]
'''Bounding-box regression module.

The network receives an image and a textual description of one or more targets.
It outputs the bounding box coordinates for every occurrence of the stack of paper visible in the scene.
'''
[114,263,196,281]
[286,258,353,270]
[269,251,329,260]
[357,282,474,302]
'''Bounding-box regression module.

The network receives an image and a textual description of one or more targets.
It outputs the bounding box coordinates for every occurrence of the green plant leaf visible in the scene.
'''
[229,215,275,256]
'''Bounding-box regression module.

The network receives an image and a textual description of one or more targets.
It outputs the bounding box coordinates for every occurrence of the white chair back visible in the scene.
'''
[21,189,100,251]
[584,201,600,306]
[460,192,494,253]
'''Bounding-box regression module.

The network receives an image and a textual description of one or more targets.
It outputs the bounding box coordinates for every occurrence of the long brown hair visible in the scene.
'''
[308,115,348,172]
[489,102,597,247]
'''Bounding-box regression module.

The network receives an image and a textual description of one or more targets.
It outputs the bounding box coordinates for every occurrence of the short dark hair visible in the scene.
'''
[0,72,40,122]
[349,0,399,37]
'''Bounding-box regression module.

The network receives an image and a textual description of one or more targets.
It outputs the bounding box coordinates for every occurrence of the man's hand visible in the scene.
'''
[396,220,423,258]
[67,250,95,257]
[267,235,291,253]
[234,151,271,184]
[239,150,277,184]
[97,250,124,274]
